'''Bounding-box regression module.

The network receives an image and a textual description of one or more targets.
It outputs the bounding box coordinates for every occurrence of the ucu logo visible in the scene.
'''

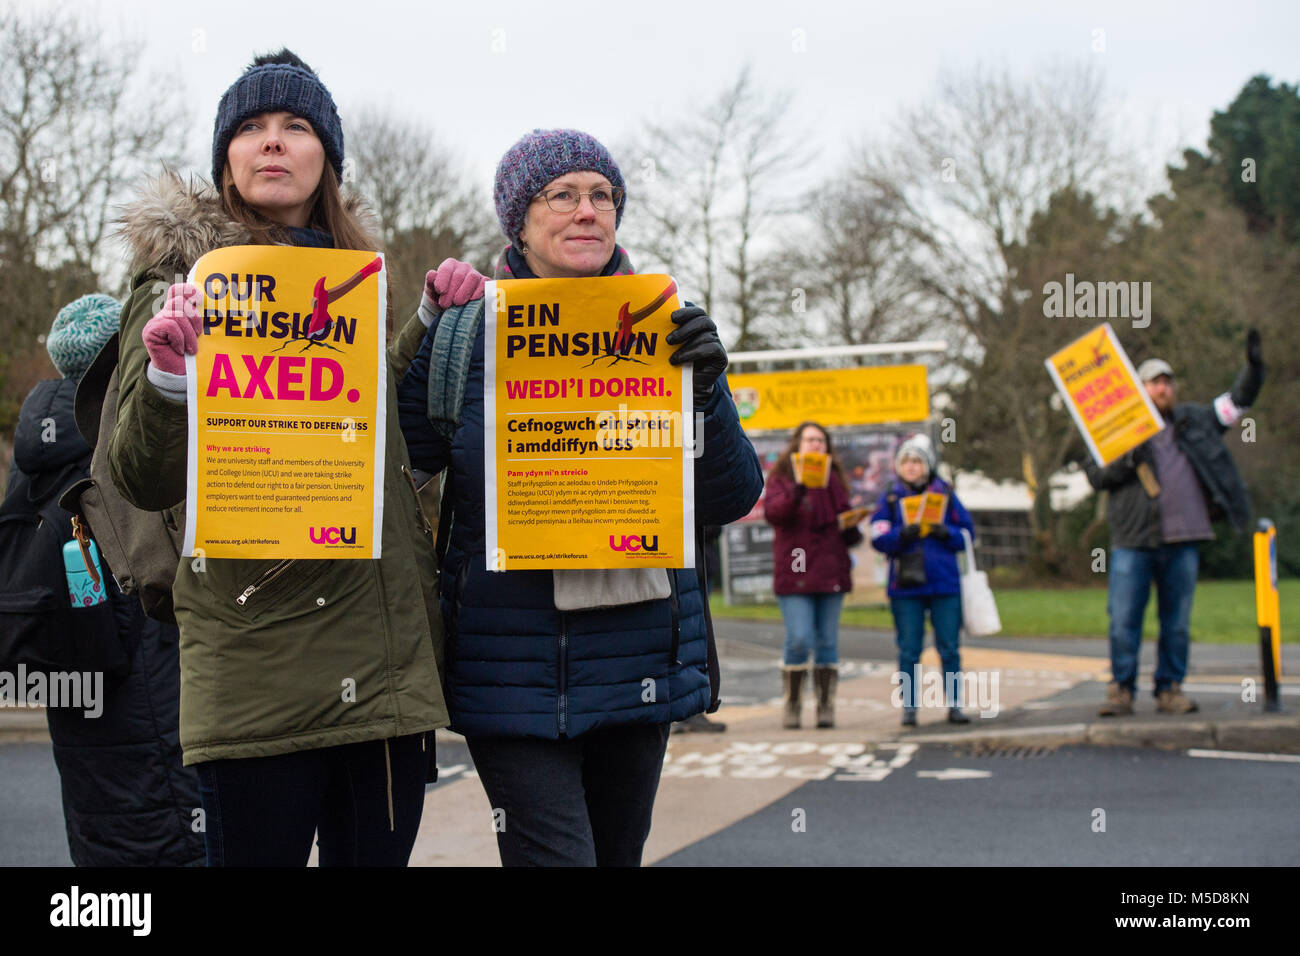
[310,526,356,545]
[609,534,659,553]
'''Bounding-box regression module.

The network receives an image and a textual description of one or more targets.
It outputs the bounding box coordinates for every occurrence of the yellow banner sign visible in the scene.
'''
[728,365,929,431]
[484,274,693,570]
[182,246,386,559]
[1044,322,1164,466]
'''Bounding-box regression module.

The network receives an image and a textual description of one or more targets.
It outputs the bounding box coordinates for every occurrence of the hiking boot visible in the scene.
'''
[782,667,807,729]
[1098,681,1134,717]
[813,666,838,728]
[1156,683,1199,715]
[901,707,917,727]
[947,707,971,724]
[671,713,728,734]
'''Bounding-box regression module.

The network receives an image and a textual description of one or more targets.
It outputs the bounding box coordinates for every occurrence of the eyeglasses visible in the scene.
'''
[534,185,624,213]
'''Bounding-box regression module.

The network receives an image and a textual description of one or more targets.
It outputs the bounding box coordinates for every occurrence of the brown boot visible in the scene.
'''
[813,666,838,728]
[782,667,807,729]
[1156,682,1199,714]
[1098,681,1134,717]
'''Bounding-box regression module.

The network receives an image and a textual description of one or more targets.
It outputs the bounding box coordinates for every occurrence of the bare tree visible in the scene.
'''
[787,174,933,347]
[840,62,1137,563]
[344,109,497,321]
[863,61,1125,354]
[0,6,187,436]
[620,66,812,350]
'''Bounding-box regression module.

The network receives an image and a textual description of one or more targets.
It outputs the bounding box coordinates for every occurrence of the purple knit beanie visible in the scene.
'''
[494,129,626,250]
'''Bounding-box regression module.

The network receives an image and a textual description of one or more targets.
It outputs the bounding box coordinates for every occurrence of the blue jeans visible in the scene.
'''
[1108,543,1199,694]
[890,594,963,709]
[777,593,844,666]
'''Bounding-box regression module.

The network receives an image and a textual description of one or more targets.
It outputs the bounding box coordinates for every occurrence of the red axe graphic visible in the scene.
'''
[306,256,383,339]
[614,280,678,354]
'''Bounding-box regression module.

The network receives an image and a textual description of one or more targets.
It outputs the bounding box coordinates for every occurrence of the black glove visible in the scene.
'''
[1063,437,1089,467]
[667,303,727,403]
[899,523,922,544]
[928,523,950,541]
[1247,328,1263,369]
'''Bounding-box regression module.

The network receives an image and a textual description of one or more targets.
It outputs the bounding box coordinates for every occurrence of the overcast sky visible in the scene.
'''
[34,0,1300,211]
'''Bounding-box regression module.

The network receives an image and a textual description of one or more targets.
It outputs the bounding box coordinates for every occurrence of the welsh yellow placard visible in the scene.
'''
[182,246,387,559]
[1044,322,1164,466]
[729,365,929,431]
[484,274,693,570]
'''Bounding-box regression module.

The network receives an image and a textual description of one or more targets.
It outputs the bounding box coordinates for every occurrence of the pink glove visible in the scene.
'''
[142,283,202,375]
[426,258,486,309]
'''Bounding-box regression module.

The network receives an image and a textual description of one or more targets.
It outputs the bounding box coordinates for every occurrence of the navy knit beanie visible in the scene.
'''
[47,294,122,379]
[211,49,344,185]
[494,129,626,250]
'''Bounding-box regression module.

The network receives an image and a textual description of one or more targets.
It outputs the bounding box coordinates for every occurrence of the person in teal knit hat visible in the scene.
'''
[6,292,203,865]
[45,293,122,379]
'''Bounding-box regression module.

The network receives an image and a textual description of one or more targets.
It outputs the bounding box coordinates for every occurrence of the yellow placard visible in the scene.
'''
[791,451,829,488]
[838,506,871,530]
[182,246,386,559]
[899,491,947,534]
[729,365,929,431]
[1044,323,1164,466]
[919,491,947,528]
[484,275,692,570]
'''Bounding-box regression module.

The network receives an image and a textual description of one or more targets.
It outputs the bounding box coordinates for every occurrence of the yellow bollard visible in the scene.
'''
[1253,520,1282,711]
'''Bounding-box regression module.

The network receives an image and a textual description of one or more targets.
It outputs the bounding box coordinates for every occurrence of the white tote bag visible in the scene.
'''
[959,529,1002,637]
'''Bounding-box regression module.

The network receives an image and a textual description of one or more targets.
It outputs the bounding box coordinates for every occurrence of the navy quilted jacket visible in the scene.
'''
[398,302,762,739]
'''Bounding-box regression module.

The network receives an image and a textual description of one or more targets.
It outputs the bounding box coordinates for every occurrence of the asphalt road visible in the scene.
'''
[6,733,1297,867]
[654,742,1300,866]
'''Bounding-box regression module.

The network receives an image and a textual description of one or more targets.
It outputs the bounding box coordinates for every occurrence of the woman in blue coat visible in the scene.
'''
[869,435,975,727]
[397,129,763,866]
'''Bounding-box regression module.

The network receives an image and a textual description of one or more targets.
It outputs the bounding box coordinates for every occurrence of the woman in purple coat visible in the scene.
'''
[764,422,862,729]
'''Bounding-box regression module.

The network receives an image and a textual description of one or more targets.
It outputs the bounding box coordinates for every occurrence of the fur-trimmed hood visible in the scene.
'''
[116,170,379,277]
[117,172,252,277]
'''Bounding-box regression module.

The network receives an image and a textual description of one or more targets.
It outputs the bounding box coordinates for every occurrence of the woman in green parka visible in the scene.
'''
[108,49,461,866]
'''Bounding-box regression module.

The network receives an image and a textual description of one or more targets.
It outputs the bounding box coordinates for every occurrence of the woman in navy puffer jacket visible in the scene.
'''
[869,434,975,727]
[397,129,763,866]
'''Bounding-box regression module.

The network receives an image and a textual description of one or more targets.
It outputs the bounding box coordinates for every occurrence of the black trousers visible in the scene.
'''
[195,732,430,866]
[467,723,671,867]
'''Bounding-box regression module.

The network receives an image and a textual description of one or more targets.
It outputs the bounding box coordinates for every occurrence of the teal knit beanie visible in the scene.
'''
[47,294,121,379]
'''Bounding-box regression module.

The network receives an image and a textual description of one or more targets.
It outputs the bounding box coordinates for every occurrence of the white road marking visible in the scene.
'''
[916,768,993,780]
[1180,682,1300,696]
[1186,749,1300,763]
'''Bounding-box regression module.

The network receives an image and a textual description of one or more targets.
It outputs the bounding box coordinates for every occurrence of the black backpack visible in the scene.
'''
[0,460,131,679]
[62,332,185,624]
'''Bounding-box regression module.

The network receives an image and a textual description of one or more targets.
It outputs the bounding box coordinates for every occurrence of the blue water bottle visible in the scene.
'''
[63,517,107,607]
